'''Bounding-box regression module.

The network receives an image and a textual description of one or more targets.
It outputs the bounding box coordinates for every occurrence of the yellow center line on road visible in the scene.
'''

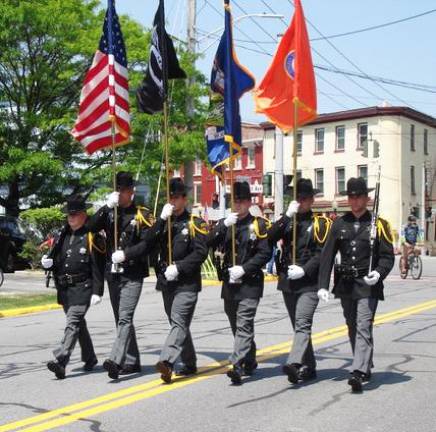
[2,298,436,432]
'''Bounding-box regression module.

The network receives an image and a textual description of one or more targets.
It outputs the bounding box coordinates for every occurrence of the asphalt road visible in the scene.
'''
[0,263,436,432]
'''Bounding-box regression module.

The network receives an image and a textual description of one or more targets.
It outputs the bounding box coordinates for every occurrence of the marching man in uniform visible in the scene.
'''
[318,177,394,392]
[268,179,331,384]
[41,194,105,379]
[208,181,271,385]
[153,178,209,384]
[87,171,155,380]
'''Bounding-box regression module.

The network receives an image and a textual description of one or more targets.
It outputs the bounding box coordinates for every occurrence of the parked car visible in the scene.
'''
[0,216,31,272]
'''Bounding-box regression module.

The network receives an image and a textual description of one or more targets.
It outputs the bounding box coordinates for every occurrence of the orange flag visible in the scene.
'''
[253,0,317,132]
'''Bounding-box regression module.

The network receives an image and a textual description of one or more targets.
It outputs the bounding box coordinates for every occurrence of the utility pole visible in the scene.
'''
[184,0,196,203]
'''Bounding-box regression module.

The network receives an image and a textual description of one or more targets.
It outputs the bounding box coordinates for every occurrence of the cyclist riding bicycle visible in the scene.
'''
[400,215,421,274]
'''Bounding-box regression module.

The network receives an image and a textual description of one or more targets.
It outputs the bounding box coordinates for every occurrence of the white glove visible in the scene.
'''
[363,270,381,286]
[286,200,300,218]
[317,288,330,303]
[229,265,245,282]
[224,212,238,227]
[160,203,174,221]
[112,250,126,264]
[106,191,119,209]
[90,295,102,306]
[165,264,179,281]
[41,255,53,269]
[287,264,305,280]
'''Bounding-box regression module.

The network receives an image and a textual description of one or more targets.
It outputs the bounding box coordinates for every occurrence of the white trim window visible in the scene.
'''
[315,168,324,194]
[357,122,368,150]
[247,147,255,168]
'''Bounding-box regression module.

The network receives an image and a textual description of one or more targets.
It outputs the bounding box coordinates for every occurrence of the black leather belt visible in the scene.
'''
[56,273,89,287]
[334,264,367,279]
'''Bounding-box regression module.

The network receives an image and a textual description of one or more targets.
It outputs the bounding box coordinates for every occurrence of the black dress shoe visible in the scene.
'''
[282,363,300,384]
[119,364,141,375]
[47,361,66,379]
[243,361,258,376]
[103,359,120,380]
[175,365,197,377]
[348,371,364,392]
[298,367,317,382]
[156,361,173,384]
[83,358,98,372]
[227,364,243,385]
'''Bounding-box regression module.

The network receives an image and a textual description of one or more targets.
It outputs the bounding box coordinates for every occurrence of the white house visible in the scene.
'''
[262,106,436,252]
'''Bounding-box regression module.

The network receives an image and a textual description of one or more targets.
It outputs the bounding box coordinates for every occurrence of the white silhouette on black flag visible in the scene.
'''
[136,0,186,114]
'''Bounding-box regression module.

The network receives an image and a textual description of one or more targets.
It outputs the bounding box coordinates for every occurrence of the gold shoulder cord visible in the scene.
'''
[377,218,394,244]
[189,214,208,238]
[87,232,106,254]
[313,215,332,244]
[253,217,271,239]
[135,207,153,228]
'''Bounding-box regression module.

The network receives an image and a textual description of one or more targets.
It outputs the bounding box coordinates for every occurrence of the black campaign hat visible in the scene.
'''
[169,177,188,197]
[61,194,92,214]
[340,177,374,196]
[116,171,135,189]
[233,181,252,200]
[295,178,320,198]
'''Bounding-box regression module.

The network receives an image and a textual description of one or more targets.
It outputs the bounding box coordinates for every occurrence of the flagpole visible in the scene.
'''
[163,101,173,265]
[292,99,298,264]
[111,122,120,272]
[229,143,236,266]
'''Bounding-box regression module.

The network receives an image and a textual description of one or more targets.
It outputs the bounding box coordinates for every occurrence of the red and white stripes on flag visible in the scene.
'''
[71,1,130,155]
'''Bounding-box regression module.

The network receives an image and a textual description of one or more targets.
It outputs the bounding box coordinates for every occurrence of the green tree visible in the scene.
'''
[0,0,209,215]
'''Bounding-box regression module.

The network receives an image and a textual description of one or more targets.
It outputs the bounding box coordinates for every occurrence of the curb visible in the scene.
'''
[0,303,61,319]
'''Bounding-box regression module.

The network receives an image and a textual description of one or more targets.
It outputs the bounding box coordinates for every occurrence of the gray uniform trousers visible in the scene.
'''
[107,276,143,367]
[53,304,96,366]
[283,291,319,369]
[159,289,198,367]
[224,298,259,366]
[341,297,378,374]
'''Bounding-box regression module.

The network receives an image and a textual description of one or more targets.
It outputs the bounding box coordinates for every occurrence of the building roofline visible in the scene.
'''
[260,106,436,130]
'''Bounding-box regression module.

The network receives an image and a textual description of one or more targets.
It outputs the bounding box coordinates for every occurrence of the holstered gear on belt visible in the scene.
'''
[334,264,368,282]
[56,273,89,288]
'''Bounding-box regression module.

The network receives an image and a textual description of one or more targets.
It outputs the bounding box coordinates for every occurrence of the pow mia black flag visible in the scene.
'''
[136,0,186,114]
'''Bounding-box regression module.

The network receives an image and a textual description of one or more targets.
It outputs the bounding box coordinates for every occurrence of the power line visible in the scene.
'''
[310,8,436,41]
[315,65,436,94]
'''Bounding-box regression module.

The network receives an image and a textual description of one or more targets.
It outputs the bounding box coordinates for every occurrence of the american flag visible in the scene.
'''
[71,0,130,155]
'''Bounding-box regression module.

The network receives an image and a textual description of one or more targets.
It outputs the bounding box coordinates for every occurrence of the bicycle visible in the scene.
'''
[399,248,423,280]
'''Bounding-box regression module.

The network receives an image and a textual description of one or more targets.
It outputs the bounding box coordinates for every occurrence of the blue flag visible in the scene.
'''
[206,0,255,179]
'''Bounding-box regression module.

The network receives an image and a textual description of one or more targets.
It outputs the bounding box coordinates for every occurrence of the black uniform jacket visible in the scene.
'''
[50,224,105,306]
[268,211,331,294]
[318,211,395,300]
[87,203,155,279]
[208,214,272,301]
[152,209,209,292]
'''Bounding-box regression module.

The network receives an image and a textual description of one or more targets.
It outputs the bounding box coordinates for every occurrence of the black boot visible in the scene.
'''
[47,361,66,380]
[243,361,258,376]
[156,361,173,384]
[298,367,317,382]
[103,359,121,380]
[119,364,141,375]
[175,364,197,377]
[83,358,98,372]
[227,364,243,385]
[348,370,365,392]
[282,363,300,384]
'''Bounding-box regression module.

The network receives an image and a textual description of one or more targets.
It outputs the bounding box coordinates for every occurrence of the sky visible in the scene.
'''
[109,0,436,123]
